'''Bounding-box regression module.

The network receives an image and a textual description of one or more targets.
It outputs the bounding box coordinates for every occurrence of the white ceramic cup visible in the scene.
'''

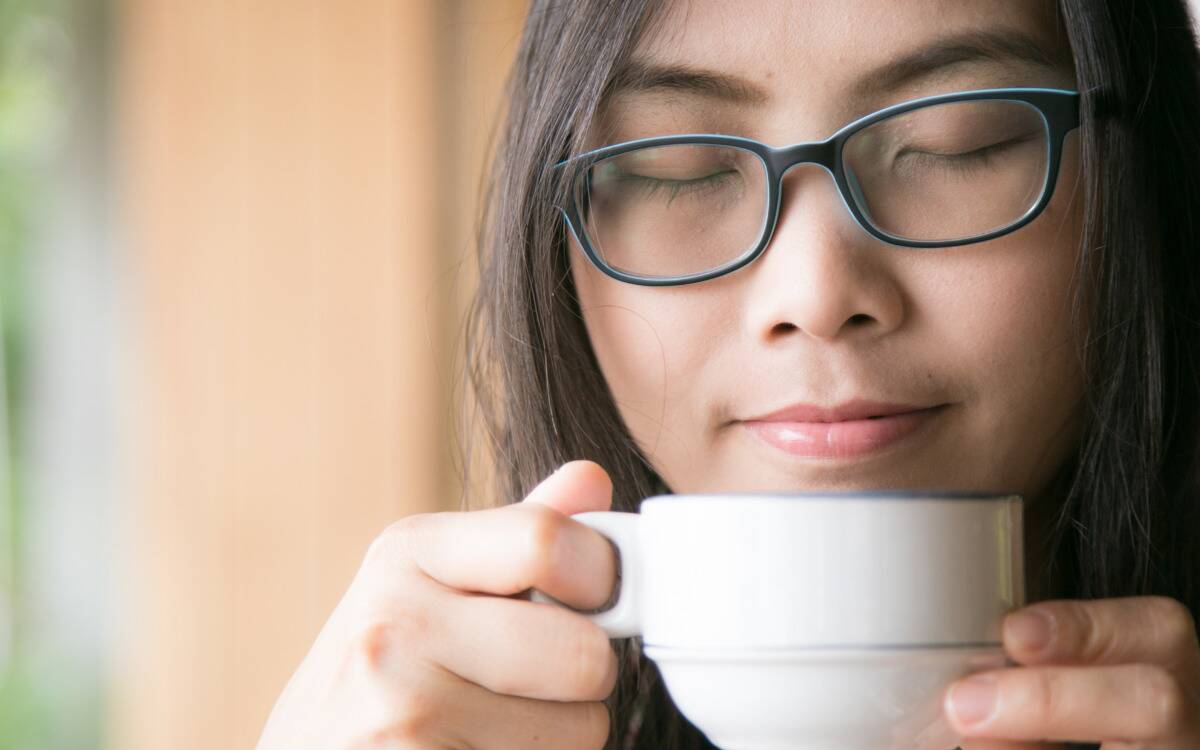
[533,492,1023,750]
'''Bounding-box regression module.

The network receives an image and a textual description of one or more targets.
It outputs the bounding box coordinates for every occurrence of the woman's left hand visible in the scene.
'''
[943,596,1200,749]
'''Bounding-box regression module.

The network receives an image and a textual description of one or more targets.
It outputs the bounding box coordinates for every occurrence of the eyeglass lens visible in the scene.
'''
[574,99,1051,280]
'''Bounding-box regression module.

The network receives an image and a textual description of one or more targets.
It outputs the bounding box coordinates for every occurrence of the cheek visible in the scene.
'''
[929,144,1085,492]
[569,238,719,452]
[985,138,1085,398]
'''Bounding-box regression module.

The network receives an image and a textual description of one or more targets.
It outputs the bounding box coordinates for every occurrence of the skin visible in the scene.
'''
[257,462,623,750]
[570,0,1200,747]
[257,1,1199,748]
[574,0,1085,509]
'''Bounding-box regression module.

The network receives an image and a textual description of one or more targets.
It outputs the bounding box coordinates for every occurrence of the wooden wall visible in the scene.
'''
[111,2,526,747]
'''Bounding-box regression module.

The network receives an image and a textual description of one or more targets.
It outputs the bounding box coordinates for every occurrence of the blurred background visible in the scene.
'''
[1,1,1199,749]
[0,1,526,748]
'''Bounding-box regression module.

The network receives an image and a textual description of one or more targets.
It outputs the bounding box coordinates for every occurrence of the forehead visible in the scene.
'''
[629,0,1071,108]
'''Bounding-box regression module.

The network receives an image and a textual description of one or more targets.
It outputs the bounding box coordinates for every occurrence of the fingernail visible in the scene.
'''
[947,674,998,728]
[1006,608,1053,652]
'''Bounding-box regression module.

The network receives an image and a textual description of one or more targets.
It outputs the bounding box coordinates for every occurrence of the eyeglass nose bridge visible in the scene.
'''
[757,138,864,244]
[764,139,840,178]
[761,139,853,219]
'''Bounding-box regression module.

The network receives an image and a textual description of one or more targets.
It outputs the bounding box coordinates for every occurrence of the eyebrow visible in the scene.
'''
[605,27,1068,106]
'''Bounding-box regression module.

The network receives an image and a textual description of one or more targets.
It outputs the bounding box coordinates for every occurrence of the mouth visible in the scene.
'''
[739,402,950,460]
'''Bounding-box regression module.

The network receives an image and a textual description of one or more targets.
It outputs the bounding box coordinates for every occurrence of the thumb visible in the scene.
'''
[522,460,614,516]
[961,741,1068,749]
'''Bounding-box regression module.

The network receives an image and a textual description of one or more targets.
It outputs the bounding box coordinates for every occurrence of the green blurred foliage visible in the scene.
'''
[0,0,70,465]
[0,0,95,748]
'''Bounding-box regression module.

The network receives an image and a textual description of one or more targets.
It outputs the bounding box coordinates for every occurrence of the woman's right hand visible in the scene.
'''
[255,460,622,750]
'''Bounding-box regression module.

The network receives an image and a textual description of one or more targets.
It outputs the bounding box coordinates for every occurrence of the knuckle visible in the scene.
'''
[349,724,437,750]
[518,505,566,585]
[1023,668,1063,723]
[1072,603,1117,661]
[340,655,445,749]
[347,734,403,750]
[350,611,429,673]
[1137,664,1188,736]
[351,619,400,673]
[1147,597,1197,647]
[389,606,432,644]
[364,516,423,568]
[393,687,442,741]
[374,687,442,746]
[567,620,617,699]
[486,668,525,699]
[579,701,612,749]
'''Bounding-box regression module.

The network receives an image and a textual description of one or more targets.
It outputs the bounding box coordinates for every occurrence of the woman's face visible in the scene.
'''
[569,0,1084,501]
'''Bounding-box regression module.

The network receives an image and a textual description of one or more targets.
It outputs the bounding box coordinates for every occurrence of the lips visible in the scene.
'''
[739,400,947,459]
[743,399,932,424]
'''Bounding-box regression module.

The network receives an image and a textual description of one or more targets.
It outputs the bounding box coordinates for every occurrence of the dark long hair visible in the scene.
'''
[459,2,1200,747]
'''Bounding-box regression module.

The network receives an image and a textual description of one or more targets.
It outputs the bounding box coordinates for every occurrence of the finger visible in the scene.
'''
[961,741,1066,750]
[444,674,610,750]
[366,467,617,609]
[1002,597,1199,669]
[944,663,1196,743]
[522,460,614,516]
[351,652,609,750]
[428,588,618,702]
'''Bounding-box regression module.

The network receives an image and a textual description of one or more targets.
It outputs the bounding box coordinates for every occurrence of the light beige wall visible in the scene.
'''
[112,2,527,748]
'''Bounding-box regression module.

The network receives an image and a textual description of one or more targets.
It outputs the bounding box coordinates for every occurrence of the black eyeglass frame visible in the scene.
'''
[553,87,1081,287]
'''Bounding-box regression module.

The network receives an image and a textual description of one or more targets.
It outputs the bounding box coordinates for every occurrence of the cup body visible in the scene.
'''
[644,644,1007,750]
[634,492,1023,649]
[538,492,1024,750]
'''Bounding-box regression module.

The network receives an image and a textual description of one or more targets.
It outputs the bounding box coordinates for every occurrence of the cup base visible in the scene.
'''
[644,644,1007,750]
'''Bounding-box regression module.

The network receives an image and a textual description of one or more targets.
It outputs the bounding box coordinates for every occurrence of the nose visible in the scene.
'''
[738,163,906,343]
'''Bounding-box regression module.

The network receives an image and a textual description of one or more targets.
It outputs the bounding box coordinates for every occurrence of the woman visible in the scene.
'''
[257,1,1200,748]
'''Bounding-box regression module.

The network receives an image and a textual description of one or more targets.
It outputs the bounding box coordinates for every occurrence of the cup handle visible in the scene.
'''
[530,511,642,639]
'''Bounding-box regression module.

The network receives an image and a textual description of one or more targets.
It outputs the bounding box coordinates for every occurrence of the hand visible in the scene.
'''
[256,460,621,750]
[943,596,1200,749]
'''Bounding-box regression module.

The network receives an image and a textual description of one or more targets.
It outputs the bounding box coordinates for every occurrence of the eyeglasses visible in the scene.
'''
[553,87,1080,287]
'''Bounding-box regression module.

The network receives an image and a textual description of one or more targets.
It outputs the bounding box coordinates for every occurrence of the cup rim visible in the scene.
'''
[643,491,1022,504]
[642,641,1005,659]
